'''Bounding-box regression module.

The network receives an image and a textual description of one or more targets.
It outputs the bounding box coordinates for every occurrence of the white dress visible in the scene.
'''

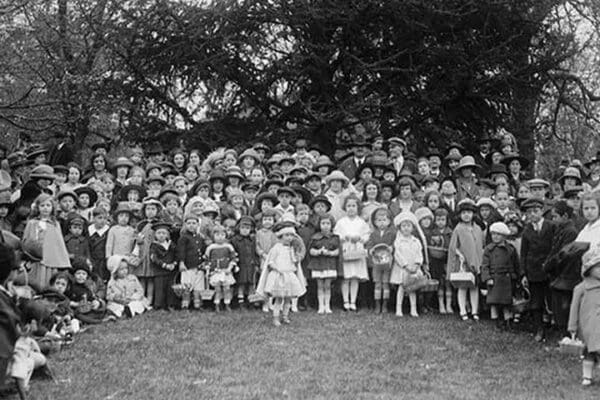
[390,233,424,285]
[334,215,370,280]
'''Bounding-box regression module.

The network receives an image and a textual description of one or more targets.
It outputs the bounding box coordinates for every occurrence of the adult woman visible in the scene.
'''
[83,154,108,184]
[389,176,421,216]
[502,153,529,195]
[323,170,355,221]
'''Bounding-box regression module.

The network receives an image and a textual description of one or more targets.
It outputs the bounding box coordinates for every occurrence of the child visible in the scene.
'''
[390,212,424,317]
[427,208,453,314]
[575,192,600,255]
[520,197,555,341]
[159,194,183,235]
[308,213,340,314]
[22,193,71,289]
[274,186,296,217]
[133,198,163,304]
[447,199,485,321]
[106,255,150,318]
[149,221,177,310]
[230,216,259,309]
[0,192,11,232]
[481,222,523,329]
[255,209,278,312]
[57,190,78,233]
[494,190,512,218]
[176,214,208,310]
[105,202,136,260]
[366,207,395,314]
[568,243,600,386]
[206,225,238,311]
[295,204,315,311]
[67,258,106,324]
[334,194,370,311]
[88,207,110,281]
[257,224,306,326]
[64,213,91,262]
[221,189,248,223]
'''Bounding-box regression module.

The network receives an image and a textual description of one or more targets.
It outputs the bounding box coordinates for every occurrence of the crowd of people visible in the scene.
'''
[1,130,600,394]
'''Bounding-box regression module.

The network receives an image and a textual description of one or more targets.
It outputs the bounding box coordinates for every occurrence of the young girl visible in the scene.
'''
[231,216,259,308]
[481,222,523,329]
[134,198,163,305]
[427,208,453,314]
[206,225,238,312]
[568,243,600,386]
[255,209,278,312]
[575,193,600,256]
[447,199,485,321]
[22,193,71,289]
[334,194,370,311]
[106,255,150,318]
[308,214,340,314]
[390,212,424,317]
[360,179,384,227]
[105,202,136,258]
[257,224,306,326]
[366,207,395,314]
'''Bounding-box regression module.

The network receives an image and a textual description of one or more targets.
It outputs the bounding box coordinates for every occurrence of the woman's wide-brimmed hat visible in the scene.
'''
[501,153,529,169]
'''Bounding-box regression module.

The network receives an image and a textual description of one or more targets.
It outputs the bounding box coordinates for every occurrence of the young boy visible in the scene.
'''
[366,207,396,313]
[177,214,208,310]
[520,197,555,342]
[64,213,91,263]
[88,207,110,281]
[230,216,258,309]
[274,186,296,218]
[481,222,524,330]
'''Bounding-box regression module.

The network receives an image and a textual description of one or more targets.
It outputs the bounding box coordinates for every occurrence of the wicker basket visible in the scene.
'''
[420,279,440,292]
[559,337,585,357]
[512,285,530,314]
[199,272,215,300]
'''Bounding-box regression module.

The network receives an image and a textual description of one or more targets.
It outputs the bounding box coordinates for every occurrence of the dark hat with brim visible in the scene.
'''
[57,190,78,203]
[563,186,584,198]
[151,221,172,232]
[445,142,466,156]
[277,186,297,198]
[380,180,399,197]
[501,153,529,169]
[29,165,56,180]
[91,142,110,152]
[75,186,99,205]
[264,178,284,189]
[291,185,312,205]
[256,191,278,207]
[457,199,477,213]
[118,184,146,201]
[146,176,166,186]
[487,163,508,178]
[26,147,48,160]
[309,195,332,211]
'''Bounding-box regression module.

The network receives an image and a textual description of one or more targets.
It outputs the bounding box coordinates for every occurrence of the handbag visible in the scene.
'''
[449,252,475,289]
[343,242,367,261]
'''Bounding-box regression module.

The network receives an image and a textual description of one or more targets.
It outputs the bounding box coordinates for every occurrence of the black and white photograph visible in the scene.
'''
[0,0,600,398]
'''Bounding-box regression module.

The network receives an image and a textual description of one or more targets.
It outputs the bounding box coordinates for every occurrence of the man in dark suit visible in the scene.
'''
[47,134,75,166]
[339,136,369,181]
[520,198,555,342]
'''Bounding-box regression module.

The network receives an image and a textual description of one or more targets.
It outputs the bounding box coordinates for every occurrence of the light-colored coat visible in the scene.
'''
[568,278,600,352]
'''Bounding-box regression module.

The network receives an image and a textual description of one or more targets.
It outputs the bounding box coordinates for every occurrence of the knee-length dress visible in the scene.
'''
[256,242,306,298]
[333,215,370,281]
[308,232,340,279]
[390,233,424,286]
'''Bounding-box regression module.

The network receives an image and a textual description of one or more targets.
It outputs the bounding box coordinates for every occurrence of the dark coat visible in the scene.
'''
[88,226,109,280]
[65,234,91,261]
[231,234,258,284]
[0,287,20,369]
[176,230,207,270]
[47,141,75,166]
[149,241,177,276]
[338,157,361,181]
[521,219,555,282]
[481,241,523,304]
[544,220,581,291]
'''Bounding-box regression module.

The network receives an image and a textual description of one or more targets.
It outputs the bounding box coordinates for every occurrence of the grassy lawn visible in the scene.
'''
[23,309,597,400]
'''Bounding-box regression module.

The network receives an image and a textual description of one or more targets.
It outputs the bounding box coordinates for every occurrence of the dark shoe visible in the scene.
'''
[504,320,513,332]
[215,303,221,313]
[124,306,133,318]
[494,319,503,330]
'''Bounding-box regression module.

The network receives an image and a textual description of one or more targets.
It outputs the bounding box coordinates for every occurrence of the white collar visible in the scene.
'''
[89,225,109,236]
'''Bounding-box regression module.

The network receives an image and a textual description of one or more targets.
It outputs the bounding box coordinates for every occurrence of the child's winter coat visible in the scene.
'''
[481,241,523,305]
[568,278,600,352]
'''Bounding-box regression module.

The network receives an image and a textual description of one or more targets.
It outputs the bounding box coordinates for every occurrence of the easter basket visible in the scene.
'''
[247,270,264,304]
[171,272,190,299]
[512,285,531,314]
[342,242,367,261]
[420,279,440,292]
[449,251,475,289]
[199,271,215,301]
[370,244,393,269]
[559,337,585,357]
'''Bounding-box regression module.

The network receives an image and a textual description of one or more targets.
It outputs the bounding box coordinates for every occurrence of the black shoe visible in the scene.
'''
[124,306,133,318]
